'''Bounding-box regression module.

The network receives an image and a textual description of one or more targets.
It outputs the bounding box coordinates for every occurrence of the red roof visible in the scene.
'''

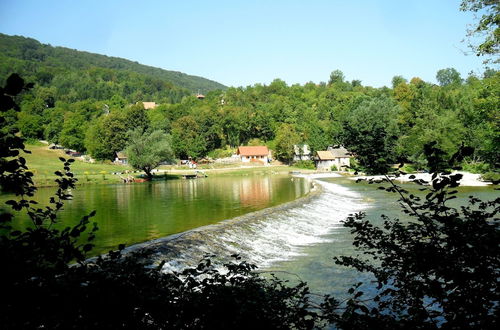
[237,146,269,156]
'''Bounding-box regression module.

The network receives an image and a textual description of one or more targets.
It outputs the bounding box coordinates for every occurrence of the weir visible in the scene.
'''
[130,174,370,273]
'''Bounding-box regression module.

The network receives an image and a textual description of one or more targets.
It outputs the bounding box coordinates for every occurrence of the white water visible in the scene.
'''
[157,175,370,273]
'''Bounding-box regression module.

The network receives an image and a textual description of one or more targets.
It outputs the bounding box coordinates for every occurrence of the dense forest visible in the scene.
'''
[0,33,226,102]
[0,35,498,175]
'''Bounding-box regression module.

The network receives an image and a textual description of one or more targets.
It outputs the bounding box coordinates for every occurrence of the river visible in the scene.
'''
[2,172,497,298]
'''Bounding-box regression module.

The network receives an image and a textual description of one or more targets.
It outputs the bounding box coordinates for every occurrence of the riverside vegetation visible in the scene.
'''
[1,1,499,328]
[0,37,498,178]
[2,76,499,329]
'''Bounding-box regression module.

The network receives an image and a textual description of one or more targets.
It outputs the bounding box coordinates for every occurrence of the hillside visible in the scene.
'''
[0,33,226,99]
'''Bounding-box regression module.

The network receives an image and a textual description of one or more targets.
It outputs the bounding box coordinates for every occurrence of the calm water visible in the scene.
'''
[2,175,310,255]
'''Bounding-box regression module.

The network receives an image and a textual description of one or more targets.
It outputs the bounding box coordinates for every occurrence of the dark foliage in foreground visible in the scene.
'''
[333,143,500,329]
[1,75,498,329]
[0,74,333,329]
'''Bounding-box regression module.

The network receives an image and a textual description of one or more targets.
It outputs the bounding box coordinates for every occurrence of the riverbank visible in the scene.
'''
[22,143,318,187]
[351,171,493,187]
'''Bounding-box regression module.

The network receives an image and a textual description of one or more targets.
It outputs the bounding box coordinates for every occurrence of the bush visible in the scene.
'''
[462,161,491,174]
[207,146,235,159]
[330,164,338,171]
[333,144,500,329]
[294,160,316,169]
[481,171,500,183]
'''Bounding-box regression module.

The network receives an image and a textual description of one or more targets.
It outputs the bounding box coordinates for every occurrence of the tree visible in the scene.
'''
[171,115,207,159]
[339,96,400,174]
[274,123,301,164]
[125,129,174,179]
[391,75,407,88]
[328,70,345,85]
[436,68,463,86]
[85,111,128,160]
[59,112,87,151]
[461,0,500,61]
[333,144,499,329]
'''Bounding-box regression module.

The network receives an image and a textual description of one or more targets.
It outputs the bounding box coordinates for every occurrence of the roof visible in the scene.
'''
[142,102,157,109]
[237,146,269,156]
[116,152,127,159]
[329,146,352,158]
[315,151,335,160]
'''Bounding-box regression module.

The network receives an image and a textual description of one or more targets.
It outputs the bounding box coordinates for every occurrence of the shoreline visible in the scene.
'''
[350,171,492,187]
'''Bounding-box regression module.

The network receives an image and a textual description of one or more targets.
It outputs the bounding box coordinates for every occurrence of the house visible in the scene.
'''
[327,146,352,170]
[142,102,157,110]
[293,144,311,161]
[237,146,270,164]
[314,146,352,171]
[115,151,128,165]
[196,93,205,100]
[314,151,337,171]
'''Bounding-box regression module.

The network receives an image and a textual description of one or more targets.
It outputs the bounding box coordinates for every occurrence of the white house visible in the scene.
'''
[327,146,352,170]
[237,146,270,164]
[293,144,311,161]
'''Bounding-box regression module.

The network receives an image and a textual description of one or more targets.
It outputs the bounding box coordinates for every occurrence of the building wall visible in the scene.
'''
[241,155,268,163]
[334,157,350,168]
[316,160,335,170]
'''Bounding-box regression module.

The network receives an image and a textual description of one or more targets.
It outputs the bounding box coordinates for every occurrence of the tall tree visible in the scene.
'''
[274,123,301,164]
[436,68,463,86]
[339,96,400,174]
[125,129,174,179]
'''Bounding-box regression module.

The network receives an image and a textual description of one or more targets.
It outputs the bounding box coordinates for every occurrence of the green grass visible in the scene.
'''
[21,144,316,186]
[21,144,133,186]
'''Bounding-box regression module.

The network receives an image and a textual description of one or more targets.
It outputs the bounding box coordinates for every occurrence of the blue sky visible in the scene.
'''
[0,0,489,87]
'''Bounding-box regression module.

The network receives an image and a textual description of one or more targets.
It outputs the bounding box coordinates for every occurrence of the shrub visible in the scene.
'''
[333,144,500,329]
[481,171,500,183]
[294,160,316,169]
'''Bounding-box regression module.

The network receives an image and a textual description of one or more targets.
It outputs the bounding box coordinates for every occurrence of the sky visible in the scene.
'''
[0,0,491,88]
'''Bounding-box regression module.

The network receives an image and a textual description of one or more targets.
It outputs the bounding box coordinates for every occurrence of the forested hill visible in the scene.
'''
[0,33,226,102]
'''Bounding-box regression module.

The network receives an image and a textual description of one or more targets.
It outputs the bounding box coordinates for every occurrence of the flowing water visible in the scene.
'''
[3,172,497,298]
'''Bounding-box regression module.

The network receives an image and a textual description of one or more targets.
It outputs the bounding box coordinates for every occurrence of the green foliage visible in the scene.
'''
[0,33,226,95]
[1,75,335,330]
[85,111,128,160]
[126,129,175,178]
[207,146,235,159]
[480,171,500,183]
[436,67,463,86]
[274,123,301,164]
[293,160,315,170]
[334,144,499,329]
[330,164,338,171]
[460,0,500,61]
[171,115,207,159]
[462,161,491,173]
[339,96,401,174]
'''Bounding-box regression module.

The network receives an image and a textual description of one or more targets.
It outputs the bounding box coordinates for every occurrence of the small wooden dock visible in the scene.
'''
[182,171,207,179]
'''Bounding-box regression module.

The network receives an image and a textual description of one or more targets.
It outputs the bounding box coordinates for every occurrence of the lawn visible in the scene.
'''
[21,144,132,186]
[21,143,316,186]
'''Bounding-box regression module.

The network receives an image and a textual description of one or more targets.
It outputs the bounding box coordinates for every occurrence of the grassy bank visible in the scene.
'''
[21,144,132,186]
[20,144,313,187]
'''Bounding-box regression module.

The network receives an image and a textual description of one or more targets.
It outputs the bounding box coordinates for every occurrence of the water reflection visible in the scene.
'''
[3,175,309,255]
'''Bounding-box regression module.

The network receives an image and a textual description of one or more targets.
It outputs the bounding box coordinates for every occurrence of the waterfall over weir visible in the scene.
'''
[129,174,370,272]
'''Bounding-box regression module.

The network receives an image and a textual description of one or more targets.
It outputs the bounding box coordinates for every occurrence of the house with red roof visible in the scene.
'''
[237,146,270,164]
